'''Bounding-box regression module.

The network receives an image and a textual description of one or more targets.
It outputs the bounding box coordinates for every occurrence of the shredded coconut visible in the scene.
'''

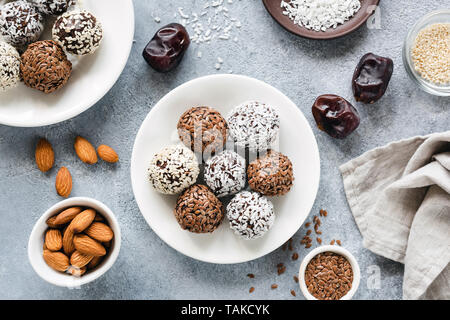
[0,41,20,91]
[281,0,361,32]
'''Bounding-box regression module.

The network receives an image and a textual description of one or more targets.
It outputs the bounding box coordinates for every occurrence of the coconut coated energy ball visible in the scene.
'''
[20,40,72,93]
[174,184,224,233]
[227,101,280,152]
[0,1,44,47]
[52,10,103,56]
[247,150,294,196]
[0,41,20,91]
[28,0,74,15]
[227,191,275,240]
[177,106,228,154]
[147,145,199,195]
[204,150,246,197]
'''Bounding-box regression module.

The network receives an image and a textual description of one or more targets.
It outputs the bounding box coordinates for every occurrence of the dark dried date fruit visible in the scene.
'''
[143,23,190,72]
[352,53,394,104]
[312,94,360,139]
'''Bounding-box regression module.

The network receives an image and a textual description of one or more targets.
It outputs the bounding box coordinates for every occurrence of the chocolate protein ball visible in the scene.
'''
[227,191,275,240]
[0,1,44,47]
[227,101,280,152]
[247,150,294,196]
[174,184,224,233]
[204,150,246,197]
[177,106,228,154]
[28,0,74,15]
[52,10,103,55]
[20,40,72,93]
[0,41,20,91]
[147,145,199,195]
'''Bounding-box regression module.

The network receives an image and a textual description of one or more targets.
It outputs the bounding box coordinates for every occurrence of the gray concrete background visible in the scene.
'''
[0,0,449,300]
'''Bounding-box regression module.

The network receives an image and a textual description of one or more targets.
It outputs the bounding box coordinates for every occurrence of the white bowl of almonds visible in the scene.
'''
[28,197,121,287]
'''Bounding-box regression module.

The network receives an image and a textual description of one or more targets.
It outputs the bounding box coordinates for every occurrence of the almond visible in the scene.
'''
[94,213,104,222]
[62,228,76,255]
[68,209,96,233]
[46,216,60,228]
[45,229,62,251]
[97,145,119,163]
[74,136,98,164]
[43,250,69,272]
[73,234,106,256]
[85,222,114,242]
[54,207,82,225]
[55,167,72,198]
[67,266,86,277]
[35,138,54,172]
[70,250,94,268]
[87,256,103,270]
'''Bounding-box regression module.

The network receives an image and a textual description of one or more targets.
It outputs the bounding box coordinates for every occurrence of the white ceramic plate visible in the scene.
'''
[131,74,321,264]
[0,0,134,127]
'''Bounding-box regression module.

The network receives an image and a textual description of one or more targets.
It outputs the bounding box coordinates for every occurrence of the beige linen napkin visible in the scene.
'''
[339,131,450,300]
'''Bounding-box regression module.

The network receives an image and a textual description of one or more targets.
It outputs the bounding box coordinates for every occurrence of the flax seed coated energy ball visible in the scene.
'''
[227,101,280,152]
[0,1,44,47]
[147,145,200,195]
[177,106,228,154]
[227,191,275,240]
[174,184,224,233]
[247,150,294,196]
[52,10,103,56]
[20,40,72,93]
[0,41,20,92]
[204,150,246,198]
[27,0,74,15]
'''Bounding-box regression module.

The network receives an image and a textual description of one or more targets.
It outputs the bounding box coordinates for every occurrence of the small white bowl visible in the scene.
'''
[298,245,361,300]
[28,197,121,288]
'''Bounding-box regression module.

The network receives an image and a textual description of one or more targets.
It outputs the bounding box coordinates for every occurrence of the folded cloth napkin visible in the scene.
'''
[340,131,450,300]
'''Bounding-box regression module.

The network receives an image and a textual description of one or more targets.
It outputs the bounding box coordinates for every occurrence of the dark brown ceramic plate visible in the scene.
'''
[262,0,380,39]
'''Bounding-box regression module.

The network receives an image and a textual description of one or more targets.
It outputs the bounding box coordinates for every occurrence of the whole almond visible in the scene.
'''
[74,136,98,164]
[62,228,76,255]
[87,256,103,270]
[97,145,119,163]
[43,250,69,272]
[70,250,94,268]
[54,207,82,225]
[73,234,106,257]
[68,266,87,277]
[45,229,62,251]
[55,167,72,198]
[35,138,55,172]
[85,222,114,242]
[68,209,96,233]
[46,216,60,228]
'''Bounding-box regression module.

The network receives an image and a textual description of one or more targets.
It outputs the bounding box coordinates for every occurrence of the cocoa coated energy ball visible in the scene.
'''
[177,106,228,154]
[227,101,280,152]
[0,1,44,47]
[174,184,224,233]
[147,145,199,195]
[247,150,294,196]
[226,191,275,240]
[0,41,20,91]
[52,10,103,56]
[204,150,246,198]
[20,40,72,94]
[28,0,74,15]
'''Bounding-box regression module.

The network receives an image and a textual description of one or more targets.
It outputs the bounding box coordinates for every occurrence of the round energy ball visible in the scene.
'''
[0,41,20,91]
[227,101,280,152]
[20,40,72,93]
[147,145,199,195]
[177,106,228,154]
[174,184,224,233]
[247,150,294,196]
[52,10,103,56]
[28,0,74,15]
[227,191,275,240]
[204,150,246,197]
[0,1,44,47]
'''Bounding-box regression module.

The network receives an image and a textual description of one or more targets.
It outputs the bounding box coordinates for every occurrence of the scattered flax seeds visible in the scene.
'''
[292,252,299,261]
[412,23,450,85]
[290,290,296,297]
[330,239,336,245]
[336,240,342,246]
[249,287,255,293]
[271,284,278,289]
[247,273,255,279]
[293,275,299,283]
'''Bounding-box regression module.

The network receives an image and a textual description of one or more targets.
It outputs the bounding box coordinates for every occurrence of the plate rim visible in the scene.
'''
[130,74,321,264]
[0,0,135,128]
